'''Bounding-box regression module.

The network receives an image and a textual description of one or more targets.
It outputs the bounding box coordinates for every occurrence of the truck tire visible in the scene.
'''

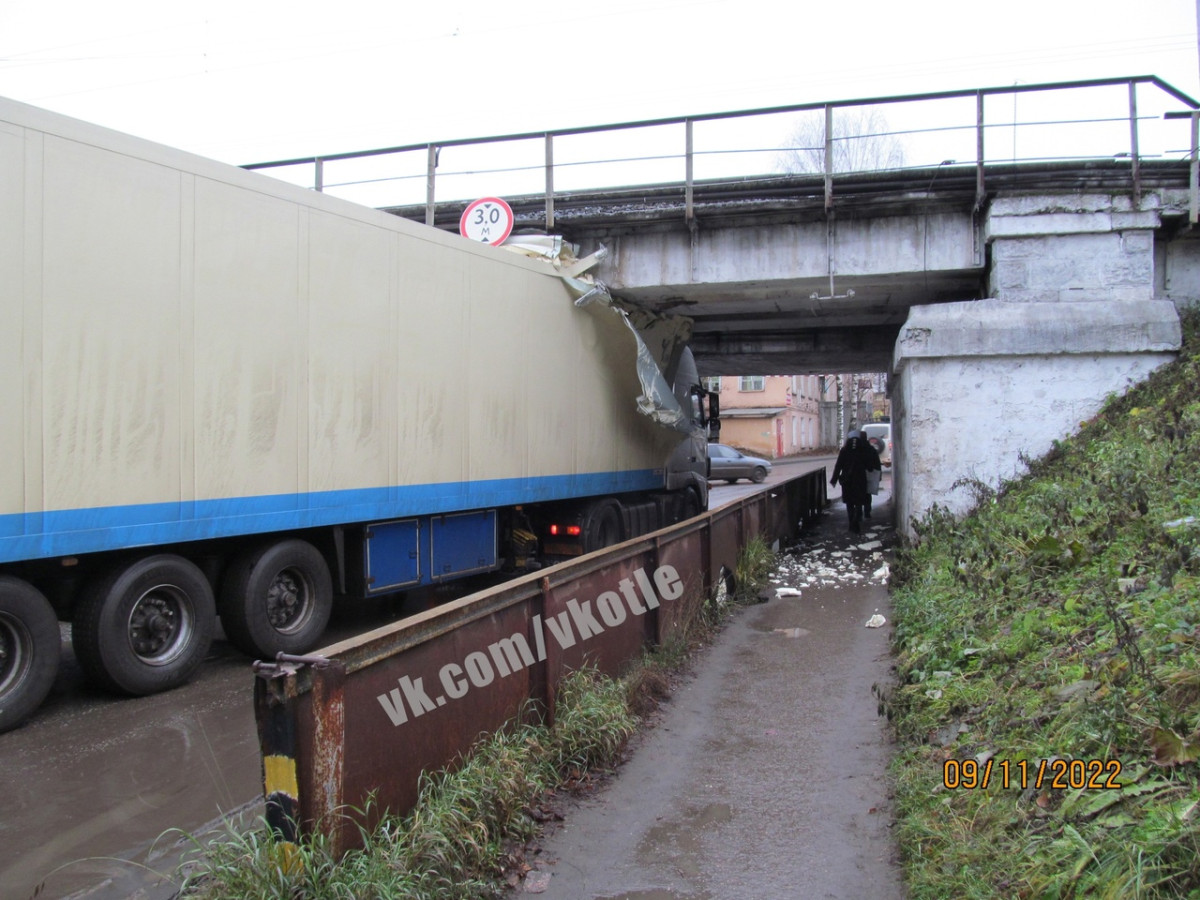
[0,577,61,733]
[680,488,702,521]
[73,555,215,695]
[580,499,625,555]
[219,539,333,658]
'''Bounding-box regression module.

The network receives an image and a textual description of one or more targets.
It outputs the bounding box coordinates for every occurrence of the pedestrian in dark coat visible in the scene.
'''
[830,430,880,533]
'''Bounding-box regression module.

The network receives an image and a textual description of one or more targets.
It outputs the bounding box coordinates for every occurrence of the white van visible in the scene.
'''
[861,423,893,467]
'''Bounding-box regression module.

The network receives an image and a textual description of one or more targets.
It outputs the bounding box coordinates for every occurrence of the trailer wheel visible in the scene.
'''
[0,577,61,733]
[73,556,215,695]
[219,539,332,658]
[581,499,625,555]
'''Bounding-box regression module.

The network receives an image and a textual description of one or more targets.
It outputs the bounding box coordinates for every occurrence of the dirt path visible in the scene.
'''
[514,486,905,899]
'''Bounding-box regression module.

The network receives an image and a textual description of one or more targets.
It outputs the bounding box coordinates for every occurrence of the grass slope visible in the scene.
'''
[888,310,1200,898]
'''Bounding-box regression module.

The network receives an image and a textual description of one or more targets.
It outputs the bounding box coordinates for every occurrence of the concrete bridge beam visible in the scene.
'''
[602,212,979,287]
[593,210,982,352]
[691,326,900,376]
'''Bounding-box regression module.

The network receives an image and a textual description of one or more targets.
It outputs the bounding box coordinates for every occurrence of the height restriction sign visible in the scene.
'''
[459,197,514,246]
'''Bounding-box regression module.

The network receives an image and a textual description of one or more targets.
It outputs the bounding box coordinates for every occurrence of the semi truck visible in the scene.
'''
[0,97,717,732]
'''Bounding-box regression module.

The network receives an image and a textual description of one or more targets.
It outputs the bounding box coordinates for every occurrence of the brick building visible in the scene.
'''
[704,374,888,459]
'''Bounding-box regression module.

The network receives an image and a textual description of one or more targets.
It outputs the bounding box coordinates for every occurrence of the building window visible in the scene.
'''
[702,376,721,392]
[739,376,765,392]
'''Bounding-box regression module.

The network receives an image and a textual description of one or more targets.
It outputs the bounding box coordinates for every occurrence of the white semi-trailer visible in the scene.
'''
[0,97,715,731]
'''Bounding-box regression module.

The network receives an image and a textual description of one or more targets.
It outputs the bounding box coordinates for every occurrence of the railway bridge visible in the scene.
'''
[249,76,1200,532]
[525,161,1196,534]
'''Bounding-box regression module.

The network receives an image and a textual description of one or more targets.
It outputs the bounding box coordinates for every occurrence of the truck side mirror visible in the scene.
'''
[705,390,720,441]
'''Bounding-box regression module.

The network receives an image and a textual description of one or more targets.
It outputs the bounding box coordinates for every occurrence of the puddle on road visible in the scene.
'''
[0,647,262,900]
[771,627,810,638]
[637,802,732,881]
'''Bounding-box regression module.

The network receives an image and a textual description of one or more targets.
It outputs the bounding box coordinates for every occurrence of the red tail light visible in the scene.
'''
[548,524,582,537]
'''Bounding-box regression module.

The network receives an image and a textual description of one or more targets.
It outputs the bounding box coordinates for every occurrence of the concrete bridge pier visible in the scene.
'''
[892,192,1190,534]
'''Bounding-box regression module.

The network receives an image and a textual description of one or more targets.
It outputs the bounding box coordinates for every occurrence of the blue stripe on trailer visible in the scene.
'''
[0,469,664,562]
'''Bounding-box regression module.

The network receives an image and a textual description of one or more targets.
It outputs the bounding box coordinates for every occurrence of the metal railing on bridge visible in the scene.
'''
[244,75,1200,229]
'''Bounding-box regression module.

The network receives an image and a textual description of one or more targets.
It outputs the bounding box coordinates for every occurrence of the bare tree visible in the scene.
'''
[776,108,907,175]
[850,373,875,429]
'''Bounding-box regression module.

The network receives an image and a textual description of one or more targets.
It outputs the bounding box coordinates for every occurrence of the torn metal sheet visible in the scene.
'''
[624,318,692,432]
[570,293,692,432]
[523,236,695,434]
[621,305,694,384]
[501,233,570,262]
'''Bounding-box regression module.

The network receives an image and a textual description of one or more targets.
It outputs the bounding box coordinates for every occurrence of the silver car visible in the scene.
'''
[707,443,772,484]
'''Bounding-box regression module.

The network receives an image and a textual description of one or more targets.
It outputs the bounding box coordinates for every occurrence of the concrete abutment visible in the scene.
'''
[891,298,1181,532]
[893,192,1193,534]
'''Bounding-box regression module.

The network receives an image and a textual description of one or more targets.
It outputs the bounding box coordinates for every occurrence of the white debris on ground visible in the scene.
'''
[766,524,894,594]
[764,522,895,638]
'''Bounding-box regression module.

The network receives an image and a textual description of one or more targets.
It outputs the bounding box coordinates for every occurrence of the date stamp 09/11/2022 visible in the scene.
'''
[942,758,1124,791]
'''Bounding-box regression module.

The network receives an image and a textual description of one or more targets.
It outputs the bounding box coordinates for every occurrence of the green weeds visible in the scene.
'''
[889,309,1200,897]
[734,535,777,605]
[179,668,634,900]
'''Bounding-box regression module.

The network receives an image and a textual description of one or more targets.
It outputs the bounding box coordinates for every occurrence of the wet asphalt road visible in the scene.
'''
[513,465,903,899]
[0,621,262,900]
[0,455,862,900]
[0,594,422,900]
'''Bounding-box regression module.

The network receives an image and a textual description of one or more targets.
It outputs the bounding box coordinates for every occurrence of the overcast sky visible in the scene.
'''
[2,0,1198,170]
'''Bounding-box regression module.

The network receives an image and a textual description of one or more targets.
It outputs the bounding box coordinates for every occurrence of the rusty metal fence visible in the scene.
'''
[253,468,827,853]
